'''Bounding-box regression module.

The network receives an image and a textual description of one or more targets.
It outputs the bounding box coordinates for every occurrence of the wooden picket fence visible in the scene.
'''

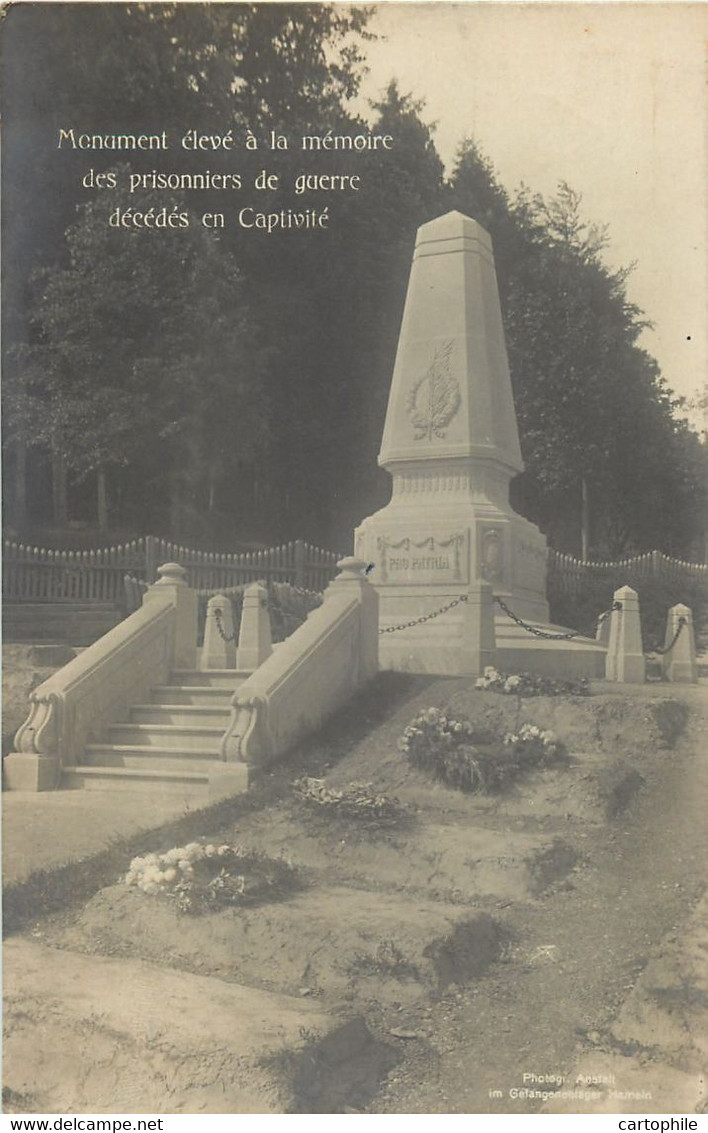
[4,538,705,609]
[2,536,343,604]
[547,548,708,598]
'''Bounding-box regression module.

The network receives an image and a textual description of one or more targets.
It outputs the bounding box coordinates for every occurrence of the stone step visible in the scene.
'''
[151,684,235,706]
[62,763,213,795]
[83,743,220,774]
[170,667,250,690]
[4,938,393,1114]
[129,704,231,727]
[105,722,224,751]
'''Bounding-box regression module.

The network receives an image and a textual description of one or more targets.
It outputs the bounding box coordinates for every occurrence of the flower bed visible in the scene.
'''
[293,777,407,825]
[398,706,563,794]
[124,842,300,915]
[474,666,590,698]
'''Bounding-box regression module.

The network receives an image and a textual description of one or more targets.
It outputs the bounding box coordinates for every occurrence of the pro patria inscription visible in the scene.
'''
[376,533,467,585]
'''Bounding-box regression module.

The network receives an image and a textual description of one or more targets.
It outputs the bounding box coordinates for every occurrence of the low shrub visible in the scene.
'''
[124,841,300,914]
[399,707,563,794]
[474,666,590,697]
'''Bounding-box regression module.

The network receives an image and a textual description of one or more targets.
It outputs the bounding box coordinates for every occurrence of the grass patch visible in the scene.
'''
[652,700,690,748]
[348,940,421,982]
[525,838,581,894]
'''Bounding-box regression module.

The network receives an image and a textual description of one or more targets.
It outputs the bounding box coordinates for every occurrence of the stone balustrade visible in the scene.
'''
[220,558,378,773]
[4,563,196,791]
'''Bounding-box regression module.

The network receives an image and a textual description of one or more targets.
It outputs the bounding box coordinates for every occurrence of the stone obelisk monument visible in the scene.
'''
[355,210,553,674]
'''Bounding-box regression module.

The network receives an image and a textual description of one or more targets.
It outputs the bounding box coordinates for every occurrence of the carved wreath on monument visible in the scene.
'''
[405,341,461,440]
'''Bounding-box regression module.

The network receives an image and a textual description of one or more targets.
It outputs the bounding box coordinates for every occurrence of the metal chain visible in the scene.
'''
[213,606,238,643]
[379,594,621,639]
[379,594,469,635]
[492,595,583,640]
[647,617,686,657]
[595,601,622,627]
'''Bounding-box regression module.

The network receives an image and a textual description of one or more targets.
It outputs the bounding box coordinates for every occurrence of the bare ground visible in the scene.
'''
[3,676,707,1113]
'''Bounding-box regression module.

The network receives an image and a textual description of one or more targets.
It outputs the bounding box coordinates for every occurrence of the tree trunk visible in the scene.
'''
[51,447,68,527]
[169,465,183,539]
[97,468,108,532]
[581,477,590,561]
[13,435,27,530]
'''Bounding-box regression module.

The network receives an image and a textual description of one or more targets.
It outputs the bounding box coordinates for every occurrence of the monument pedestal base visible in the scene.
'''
[355,467,564,676]
[376,611,605,680]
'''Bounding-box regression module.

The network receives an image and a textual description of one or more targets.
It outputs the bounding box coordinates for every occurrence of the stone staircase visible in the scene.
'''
[61,668,251,798]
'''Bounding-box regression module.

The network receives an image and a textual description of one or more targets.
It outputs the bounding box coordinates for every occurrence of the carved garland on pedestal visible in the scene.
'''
[376,533,464,583]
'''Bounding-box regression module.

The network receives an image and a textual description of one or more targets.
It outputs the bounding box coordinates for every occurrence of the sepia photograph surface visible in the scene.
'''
[2,0,707,1118]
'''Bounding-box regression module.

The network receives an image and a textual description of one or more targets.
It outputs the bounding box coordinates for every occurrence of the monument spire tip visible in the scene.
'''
[416,209,491,246]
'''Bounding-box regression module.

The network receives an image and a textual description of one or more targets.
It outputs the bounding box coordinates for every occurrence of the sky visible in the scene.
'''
[356,3,707,430]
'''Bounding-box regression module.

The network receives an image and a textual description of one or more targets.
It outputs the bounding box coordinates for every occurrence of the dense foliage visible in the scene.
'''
[3,3,705,558]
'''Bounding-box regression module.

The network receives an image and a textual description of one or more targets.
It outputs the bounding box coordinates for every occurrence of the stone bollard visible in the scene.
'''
[661,604,697,684]
[236,582,272,671]
[325,557,379,682]
[142,562,197,670]
[605,585,645,684]
[201,594,237,670]
[461,579,496,675]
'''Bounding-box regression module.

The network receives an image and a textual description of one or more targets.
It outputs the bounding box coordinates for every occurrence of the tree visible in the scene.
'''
[3,2,374,540]
[15,185,267,535]
[450,143,707,557]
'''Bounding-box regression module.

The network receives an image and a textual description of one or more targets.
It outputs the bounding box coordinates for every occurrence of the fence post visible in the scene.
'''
[661,604,697,684]
[144,535,158,584]
[236,582,272,671]
[605,585,645,684]
[294,539,306,589]
[651,549,661,580]
[461,579,496,675]
[201,594,237,670]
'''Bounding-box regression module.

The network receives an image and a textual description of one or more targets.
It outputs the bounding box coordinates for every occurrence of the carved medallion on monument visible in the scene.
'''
[480,528,504,582]
[405,341,460,441]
